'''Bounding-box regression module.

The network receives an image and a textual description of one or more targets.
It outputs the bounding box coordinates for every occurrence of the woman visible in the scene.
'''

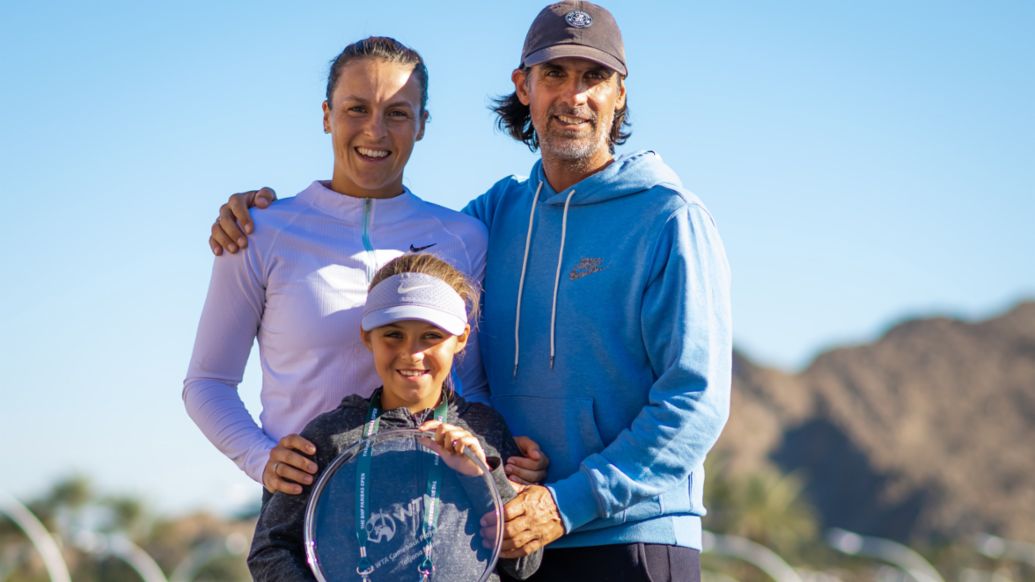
[184,37,544,497]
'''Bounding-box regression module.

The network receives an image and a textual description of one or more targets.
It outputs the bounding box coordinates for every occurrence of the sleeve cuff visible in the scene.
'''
[244,440,276,483]
[545,470,599,533]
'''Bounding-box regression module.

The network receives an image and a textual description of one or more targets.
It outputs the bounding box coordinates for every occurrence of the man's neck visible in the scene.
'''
[541,153,615,193]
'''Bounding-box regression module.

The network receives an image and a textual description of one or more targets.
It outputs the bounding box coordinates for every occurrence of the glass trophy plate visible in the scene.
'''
[304,428,504,581]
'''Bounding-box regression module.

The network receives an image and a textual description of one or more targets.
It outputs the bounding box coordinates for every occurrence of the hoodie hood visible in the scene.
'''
[532,150,683,206]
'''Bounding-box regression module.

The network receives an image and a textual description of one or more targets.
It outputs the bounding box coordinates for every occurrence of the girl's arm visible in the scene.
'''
[247,423,338,581]
[453,407,544,579]
[246,489,316,582]
[505,436,549,485]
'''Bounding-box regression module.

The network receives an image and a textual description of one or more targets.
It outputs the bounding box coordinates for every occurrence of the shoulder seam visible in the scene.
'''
[253,199,311,279]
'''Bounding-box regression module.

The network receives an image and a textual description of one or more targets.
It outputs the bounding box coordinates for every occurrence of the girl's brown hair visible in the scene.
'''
[369,253,480,326]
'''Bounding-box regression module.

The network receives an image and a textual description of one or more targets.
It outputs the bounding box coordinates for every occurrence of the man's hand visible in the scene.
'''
[505,435,549,485]
[209,187,278,255]
[262,434,318,495]
[482,485,563,558]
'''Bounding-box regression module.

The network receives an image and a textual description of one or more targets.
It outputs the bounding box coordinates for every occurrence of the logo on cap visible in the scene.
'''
[396,282,432,295]
[564,10,593,28]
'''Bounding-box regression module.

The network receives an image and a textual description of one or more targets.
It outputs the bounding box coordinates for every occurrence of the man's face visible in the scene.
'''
[513,57,626,167]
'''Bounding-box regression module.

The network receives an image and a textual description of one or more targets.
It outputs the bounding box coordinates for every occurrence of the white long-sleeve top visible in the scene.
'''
[183,180,488,482]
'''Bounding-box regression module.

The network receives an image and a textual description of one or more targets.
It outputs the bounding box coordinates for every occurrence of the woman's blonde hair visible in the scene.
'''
[369,253,480,325]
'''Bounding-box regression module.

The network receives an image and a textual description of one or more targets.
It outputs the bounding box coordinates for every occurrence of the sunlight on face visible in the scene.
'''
[322,58,428,198]
[515,57,626,167]
[361,320,469,412]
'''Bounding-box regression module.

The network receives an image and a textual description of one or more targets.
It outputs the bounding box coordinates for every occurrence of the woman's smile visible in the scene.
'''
[355,146,391,160]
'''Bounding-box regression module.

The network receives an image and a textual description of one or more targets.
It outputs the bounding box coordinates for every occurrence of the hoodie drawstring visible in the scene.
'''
[513,181,543,377]
[513,183,576,374]
[549,189,576,368]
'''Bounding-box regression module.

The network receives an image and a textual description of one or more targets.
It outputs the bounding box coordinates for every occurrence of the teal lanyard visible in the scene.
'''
[355,393,448,582]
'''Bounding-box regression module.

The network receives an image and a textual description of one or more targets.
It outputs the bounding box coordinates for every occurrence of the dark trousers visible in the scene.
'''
[499,543,701,582]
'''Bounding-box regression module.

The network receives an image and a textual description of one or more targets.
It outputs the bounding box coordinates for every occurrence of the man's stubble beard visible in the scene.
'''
[537,108,614,173]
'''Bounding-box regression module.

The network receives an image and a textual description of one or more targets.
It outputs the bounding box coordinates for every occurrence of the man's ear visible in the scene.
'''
[322,100,332,134]
[512,68,531,106]
[360,329,373,352]
[616,76,627,110]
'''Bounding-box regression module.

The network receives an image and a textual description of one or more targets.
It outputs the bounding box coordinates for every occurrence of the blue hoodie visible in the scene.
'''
[462,150,732,550]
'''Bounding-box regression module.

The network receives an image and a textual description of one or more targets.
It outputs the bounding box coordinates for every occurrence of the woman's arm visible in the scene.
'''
[182,238,272,482]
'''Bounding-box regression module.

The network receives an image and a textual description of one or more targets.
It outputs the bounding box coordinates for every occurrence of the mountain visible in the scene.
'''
[715,301,1035,543]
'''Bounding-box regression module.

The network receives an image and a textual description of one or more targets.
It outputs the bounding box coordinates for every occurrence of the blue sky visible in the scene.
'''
[1,1,1032,514]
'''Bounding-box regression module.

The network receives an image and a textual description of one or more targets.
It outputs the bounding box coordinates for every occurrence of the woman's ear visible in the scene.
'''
[360,329,373,352]
[416,109,429,141]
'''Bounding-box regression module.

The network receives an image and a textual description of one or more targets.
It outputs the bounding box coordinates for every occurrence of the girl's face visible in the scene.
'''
[323,57,427,198]
[362,320,469,412]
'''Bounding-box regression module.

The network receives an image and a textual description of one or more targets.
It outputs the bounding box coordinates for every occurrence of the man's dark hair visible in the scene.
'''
[491,70,631,153]
[326,36,429,114]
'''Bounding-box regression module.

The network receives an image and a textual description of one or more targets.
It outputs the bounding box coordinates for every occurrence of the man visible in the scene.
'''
[211,3,731,580]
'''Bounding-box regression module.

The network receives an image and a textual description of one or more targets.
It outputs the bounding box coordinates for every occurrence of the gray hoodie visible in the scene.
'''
[248,390,541,581]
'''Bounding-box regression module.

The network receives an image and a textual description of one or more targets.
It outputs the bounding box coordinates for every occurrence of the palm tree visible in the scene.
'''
[705,456,819,558]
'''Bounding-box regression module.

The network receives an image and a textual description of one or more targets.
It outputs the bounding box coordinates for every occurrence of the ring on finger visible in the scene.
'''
[273,462,280,475]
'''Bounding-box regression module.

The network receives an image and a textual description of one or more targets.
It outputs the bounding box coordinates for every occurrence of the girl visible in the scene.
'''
[247,254,539,581]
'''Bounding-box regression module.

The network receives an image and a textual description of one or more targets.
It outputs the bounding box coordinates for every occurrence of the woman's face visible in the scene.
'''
[323,58,427,198]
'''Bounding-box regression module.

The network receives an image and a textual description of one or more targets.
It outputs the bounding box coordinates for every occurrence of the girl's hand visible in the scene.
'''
[505,436,550,485]
[419,420,488,477]
[262,434,318,494]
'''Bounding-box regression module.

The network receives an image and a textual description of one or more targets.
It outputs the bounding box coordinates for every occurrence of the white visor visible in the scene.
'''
[361,273,467,335]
